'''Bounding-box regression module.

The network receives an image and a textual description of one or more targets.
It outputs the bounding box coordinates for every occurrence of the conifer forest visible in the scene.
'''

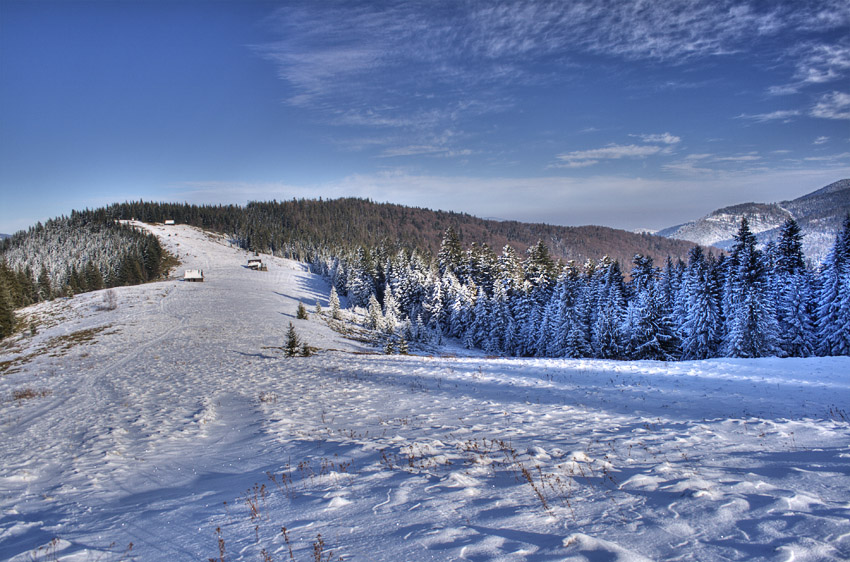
[4,200,846,360]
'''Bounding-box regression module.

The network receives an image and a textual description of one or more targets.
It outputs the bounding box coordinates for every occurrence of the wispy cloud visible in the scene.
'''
[634,133,681,145]
[736,109,801,123]
[803,152,850,162]
[663,152,767,175]
[554,143,668,168]
[256,1,849,145]
[768,41,850,95]
[713,154,762,162]
[814,136,830,145]
[811,91,850,120]
[379,145,474,158]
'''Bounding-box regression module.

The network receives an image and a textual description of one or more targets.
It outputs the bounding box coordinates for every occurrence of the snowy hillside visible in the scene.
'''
[1,223,848,561]
[658,179,850,262]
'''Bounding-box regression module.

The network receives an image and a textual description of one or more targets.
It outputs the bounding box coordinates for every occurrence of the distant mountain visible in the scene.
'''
[657,179,850,263]
[109,199,706,268]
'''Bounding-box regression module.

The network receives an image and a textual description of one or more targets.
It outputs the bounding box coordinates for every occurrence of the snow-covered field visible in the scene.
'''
[1,223,849,561]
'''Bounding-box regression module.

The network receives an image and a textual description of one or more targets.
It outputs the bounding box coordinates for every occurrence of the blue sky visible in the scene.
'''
[1,0,848,234]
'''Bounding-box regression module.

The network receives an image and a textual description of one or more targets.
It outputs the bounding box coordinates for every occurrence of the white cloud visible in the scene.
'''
[662,161,714,176]
[811,91,850,120]
[713,154,762,162]
[635,133,681,144]
[554,143,666,168]
[804,152,850,162]
[556,159,600,169]
[736,109,801,123]
[814,136,829,145]
[769,42,850,95]
[258,1,849,134]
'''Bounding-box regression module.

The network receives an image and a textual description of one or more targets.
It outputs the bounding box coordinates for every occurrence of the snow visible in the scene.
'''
[1,223,849,561]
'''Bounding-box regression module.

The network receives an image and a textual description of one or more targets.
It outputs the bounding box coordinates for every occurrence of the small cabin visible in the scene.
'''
[247,258,265,270]
[164,219,175,225]
[184,269,204,282]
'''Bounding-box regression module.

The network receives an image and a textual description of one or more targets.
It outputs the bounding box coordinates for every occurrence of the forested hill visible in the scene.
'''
[0,210,168,339]
[108,199,705,266]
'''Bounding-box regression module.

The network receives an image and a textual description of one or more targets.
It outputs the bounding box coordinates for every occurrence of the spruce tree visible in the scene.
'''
[37,264,52,302]
[329,286,341,319]
[681,247,721,359]
[723,218,780,358]
[367,294,384,331]
[629,286,678,361]
[382,284,401,334]
[296,302,309,320]
[468,287,491,350]
[0,269,16,339]
[817,215,850,356]
[774,219,815,357]
[284,322,300,357]
[592,259,627,359]
[438,227,463,276]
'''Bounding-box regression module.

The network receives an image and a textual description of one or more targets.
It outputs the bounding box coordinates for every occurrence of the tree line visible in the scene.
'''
[311,217,850,359]
[3,199,847,359]
[105,198,703,267]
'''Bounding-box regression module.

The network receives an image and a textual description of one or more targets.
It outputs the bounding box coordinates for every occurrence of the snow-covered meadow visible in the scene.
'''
[1,223,848,561]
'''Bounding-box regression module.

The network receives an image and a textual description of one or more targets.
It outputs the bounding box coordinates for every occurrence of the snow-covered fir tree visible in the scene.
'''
[329,285,342,319]
[723,218,780,358]
[773,219,816,357]
[817,215,850,356]
[680,247,722,359]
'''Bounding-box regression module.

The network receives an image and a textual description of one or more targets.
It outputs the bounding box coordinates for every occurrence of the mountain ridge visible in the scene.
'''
[657,179,850,263]
[109,199,709,269]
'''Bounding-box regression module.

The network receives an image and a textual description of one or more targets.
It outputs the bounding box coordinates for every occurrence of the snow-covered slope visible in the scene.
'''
[658,179,850,262]
[1,223,848,561]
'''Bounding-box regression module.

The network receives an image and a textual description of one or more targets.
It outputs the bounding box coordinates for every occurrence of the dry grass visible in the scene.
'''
[12,387,52,401]
[1,324,115,376]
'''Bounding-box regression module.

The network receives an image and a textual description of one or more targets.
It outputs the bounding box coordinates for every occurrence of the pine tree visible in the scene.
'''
[817,215,850,356]
[511,280,535,356]
[773,219,815,357]
[724,218,780,358]
[284,322,301,357]
[84,261,104,292]
[367,294,384,331]
[382,284,401,334]
[0,268,16,339]
[592,259,627,359]
[487,280,510,353]
[681,247,721,359]
[296,302,309,320]
[37,264,52,302]
[422,272,446,334]
[346,247,376,308]
[468,287,491,349]
[329,285,341,319]
[438,227,463,276]
[629,254,656,296]
[629,287,678,360]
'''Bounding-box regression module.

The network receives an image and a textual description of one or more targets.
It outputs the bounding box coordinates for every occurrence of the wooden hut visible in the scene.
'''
[184,269,204,282]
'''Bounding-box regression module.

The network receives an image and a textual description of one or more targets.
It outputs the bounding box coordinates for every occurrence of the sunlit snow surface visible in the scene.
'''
[1,223,848,561]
